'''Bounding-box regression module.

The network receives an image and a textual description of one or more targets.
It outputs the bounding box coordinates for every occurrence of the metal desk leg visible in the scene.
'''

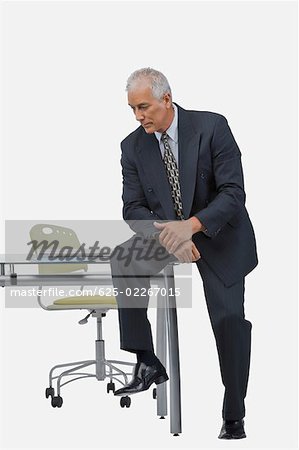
[164,265,182,436]
[156,291,167,418]
[0,263,5,287]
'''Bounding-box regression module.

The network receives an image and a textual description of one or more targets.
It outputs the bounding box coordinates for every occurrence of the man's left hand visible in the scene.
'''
[153,220,193,253]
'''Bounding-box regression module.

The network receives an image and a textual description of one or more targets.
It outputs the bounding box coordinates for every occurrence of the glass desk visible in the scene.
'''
[0,254,182,436]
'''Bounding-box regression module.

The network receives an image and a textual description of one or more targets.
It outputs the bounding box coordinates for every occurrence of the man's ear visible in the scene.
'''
[163,93,172,108]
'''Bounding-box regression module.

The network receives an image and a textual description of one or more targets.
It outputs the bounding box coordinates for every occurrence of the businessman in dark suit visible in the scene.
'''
[110,68,258,439]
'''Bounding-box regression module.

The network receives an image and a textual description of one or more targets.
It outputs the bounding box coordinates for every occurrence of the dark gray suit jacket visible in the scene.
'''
[120,104,258,287]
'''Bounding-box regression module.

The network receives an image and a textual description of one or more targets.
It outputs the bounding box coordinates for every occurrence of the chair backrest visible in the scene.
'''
[29,224,88,274]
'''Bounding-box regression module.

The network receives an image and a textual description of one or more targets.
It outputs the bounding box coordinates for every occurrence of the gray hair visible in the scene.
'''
[126,67,172,101]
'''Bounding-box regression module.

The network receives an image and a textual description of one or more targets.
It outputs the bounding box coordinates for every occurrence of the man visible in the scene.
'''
[110,68,258,439]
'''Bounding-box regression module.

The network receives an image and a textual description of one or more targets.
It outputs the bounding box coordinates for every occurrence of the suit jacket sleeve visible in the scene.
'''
[195,115,246,238]
[121,141,161,238]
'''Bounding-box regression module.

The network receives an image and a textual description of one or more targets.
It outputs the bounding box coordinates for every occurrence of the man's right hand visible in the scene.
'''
[173,241,201,263]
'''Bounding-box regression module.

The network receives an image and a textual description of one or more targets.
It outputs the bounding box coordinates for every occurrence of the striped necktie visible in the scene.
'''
[161,131,184,220]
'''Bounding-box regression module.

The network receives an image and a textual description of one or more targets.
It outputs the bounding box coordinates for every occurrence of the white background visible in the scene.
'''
[0,1,298,449]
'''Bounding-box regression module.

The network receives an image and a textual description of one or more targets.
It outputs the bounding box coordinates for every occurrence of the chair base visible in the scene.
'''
[47,356,135,398]
[45,311,135,406]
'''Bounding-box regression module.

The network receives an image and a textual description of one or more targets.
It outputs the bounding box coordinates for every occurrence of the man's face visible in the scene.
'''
[128,83,173,134]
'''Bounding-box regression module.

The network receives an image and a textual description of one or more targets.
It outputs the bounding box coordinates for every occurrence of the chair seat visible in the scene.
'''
[49,295,118,310]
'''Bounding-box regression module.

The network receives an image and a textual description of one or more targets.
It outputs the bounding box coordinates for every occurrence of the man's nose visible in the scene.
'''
[135,109,145,122]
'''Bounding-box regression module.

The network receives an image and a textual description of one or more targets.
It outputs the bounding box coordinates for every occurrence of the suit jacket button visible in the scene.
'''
[147,188,153,192]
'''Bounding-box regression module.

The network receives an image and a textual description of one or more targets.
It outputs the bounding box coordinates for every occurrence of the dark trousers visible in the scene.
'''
[110,235,251,420]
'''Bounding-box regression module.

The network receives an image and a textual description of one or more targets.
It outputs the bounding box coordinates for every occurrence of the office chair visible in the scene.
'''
[29,224,135,409]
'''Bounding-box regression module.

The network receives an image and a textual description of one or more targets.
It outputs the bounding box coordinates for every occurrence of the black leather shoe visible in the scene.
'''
[114,361,169,396]
[218,419,246,439]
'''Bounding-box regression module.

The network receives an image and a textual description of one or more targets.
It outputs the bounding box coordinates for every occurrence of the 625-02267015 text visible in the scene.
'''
[8,287,182,298]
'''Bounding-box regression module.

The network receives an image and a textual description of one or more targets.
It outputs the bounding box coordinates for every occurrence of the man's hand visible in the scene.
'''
[153,220,193,253]
[191,242,201,262]
[172,241,201,263]
[153,217,205,253]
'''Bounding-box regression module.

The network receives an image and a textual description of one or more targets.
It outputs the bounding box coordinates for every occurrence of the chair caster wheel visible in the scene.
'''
[107,382,115,393]
[120,396,131,408]
[45,387,54,398]
[51,395,63,408]
[152,388,157,399]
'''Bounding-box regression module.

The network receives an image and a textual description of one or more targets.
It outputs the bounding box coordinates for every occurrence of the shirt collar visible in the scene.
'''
[154,103,178,143]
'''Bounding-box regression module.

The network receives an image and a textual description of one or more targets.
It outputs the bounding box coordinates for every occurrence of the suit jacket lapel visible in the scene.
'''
[177,105,201,218]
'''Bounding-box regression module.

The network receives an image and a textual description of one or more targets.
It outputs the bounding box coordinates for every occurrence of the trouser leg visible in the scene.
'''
[110,235,174,353]
[196,258,252,420]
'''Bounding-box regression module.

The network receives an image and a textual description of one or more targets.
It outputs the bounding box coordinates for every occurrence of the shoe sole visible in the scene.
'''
[218,433,246,440]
